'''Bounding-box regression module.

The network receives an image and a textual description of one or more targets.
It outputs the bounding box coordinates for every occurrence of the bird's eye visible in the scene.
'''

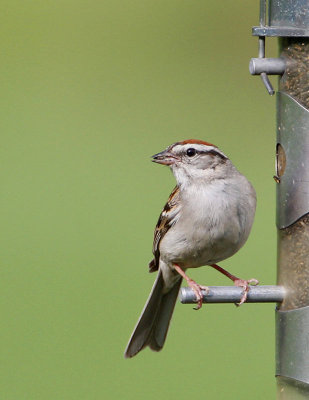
[186,148,197,157]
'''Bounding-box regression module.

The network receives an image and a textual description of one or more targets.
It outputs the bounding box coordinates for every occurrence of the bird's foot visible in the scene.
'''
[188,279,209,310]
[209,264,259,307]
[233,278,259,306]
[173,264,208,310]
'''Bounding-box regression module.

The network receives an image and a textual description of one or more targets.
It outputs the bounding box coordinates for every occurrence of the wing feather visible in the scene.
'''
[149,186,180,272]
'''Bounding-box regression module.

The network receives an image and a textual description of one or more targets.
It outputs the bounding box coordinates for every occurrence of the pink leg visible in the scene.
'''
[174,264,208,310]
[210,264,259,306]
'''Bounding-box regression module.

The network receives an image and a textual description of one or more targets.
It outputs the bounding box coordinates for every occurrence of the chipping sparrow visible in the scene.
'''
[124,139,257,358]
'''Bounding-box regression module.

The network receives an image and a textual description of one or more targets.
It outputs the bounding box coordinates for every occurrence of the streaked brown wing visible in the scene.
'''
[149,186,180,272]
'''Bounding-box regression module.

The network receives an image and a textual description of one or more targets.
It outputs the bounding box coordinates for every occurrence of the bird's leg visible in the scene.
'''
[210,264,259,306]
[173,264,208,310]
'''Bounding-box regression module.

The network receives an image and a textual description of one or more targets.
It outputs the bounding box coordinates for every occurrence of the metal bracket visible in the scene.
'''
[249,57,286,76]
[276,92,309,229]
[250,0,309,94]
[250,1,288,94]
[253,0,309,38]
[249,37,279,95]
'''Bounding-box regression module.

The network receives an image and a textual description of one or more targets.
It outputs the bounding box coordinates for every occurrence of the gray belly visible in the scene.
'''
[160,219,244,268]
[158,178,256,269]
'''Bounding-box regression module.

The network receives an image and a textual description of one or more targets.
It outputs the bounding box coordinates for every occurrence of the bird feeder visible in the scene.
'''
[181,0,309,397]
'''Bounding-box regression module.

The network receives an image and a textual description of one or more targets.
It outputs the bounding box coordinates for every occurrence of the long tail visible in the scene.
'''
[124,271,182,358]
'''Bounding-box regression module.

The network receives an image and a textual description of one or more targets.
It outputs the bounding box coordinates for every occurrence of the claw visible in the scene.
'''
[234,278,259,306]
[188,280,209,310]
[173,264,209,310]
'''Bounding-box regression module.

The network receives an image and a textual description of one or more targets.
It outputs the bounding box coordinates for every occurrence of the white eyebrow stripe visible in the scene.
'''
[173,144,215,152]
[172,143,227,159]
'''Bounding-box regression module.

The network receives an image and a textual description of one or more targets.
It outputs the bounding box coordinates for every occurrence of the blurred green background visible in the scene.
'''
[0,1,277,399]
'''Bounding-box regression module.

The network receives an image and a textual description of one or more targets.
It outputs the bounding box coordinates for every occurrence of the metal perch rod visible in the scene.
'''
[180,285,285,304]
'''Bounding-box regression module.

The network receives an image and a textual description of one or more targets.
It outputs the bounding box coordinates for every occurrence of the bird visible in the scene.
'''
[124,139,257,358]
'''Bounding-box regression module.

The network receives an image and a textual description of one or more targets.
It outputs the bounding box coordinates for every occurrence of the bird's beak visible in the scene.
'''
[151,150,179,165]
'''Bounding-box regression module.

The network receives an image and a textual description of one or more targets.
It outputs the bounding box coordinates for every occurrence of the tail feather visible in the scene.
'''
[148,278,182,351]
[124,271,182,358]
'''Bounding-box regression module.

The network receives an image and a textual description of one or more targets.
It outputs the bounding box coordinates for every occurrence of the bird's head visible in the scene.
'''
[152,139,230,185]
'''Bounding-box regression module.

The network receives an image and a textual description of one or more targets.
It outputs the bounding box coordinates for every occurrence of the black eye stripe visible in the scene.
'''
[184,147,227,160]
[199,149,227,160]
